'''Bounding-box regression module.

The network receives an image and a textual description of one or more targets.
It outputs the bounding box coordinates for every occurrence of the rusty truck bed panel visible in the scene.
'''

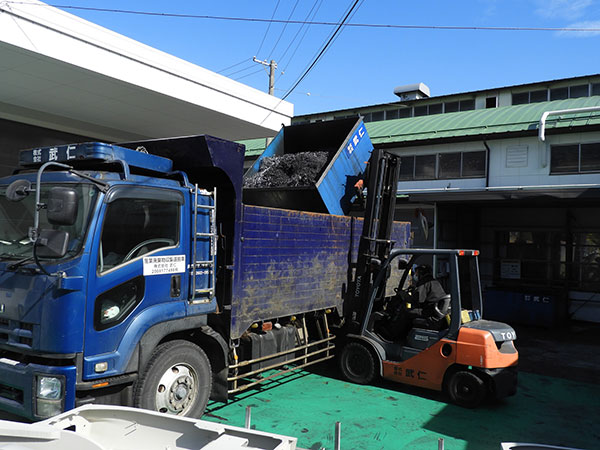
[230,205,410,340]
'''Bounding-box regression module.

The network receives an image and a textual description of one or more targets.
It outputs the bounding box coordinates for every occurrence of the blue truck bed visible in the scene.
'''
[230,205,409,340]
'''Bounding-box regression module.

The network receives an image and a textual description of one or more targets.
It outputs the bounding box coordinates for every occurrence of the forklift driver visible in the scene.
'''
[404,265,450,330]
[377,265,449,341]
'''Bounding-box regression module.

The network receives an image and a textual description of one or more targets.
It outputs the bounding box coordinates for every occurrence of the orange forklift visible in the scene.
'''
[339,149,518,408]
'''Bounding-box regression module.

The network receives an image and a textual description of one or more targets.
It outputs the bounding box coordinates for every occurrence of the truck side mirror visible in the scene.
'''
[47,187,78,225]
[36,229,70,258]
[5,179,31,202]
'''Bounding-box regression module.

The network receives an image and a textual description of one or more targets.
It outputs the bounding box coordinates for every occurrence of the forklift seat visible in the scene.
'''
[412,294,451,331]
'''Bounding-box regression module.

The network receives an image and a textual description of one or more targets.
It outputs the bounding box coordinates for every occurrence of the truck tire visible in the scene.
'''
[339,342,376,385]
[446,370,486,408]
[134,340,212,417]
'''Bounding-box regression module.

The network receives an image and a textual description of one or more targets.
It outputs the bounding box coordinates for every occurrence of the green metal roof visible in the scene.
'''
[239,97,600,155]
[237,137,268,157]
[367,96,600,146]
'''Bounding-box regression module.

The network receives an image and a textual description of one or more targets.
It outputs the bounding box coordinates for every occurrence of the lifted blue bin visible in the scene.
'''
[243,117,373,216]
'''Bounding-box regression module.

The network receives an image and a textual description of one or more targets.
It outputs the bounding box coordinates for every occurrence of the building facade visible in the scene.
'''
[286,74,600,325]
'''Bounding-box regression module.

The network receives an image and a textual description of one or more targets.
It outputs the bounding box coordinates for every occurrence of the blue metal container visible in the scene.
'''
[243,118,373,216]
[484,288,565,327]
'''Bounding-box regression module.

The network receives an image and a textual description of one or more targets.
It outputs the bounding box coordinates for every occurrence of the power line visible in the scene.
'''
[280,0,362,102]
[216,57,253,74]
[276,0,323,71]
[5,3,600,33]
[223,63,261,78]
[255,0,281,57]
[234,67,266,82]
[265,0,300,60]
[276,0,324,83]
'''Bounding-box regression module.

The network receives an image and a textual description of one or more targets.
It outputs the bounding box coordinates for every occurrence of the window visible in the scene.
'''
[512,92,529,105]
[581,143,600,171]
[386,109,399,120]
[459,99,475,111]
[444,101,459,113]
[414,105,428,117]
[0,183,98,261]
[496,231,555,284]
[415,154,436,179]
[574,233,600,287]
[593,83,600,96]
[371,111,384,122]
[530,89,548,103]
[550,145,579,173]
[438,153,461,178]
[398,108,412,119]
[98,197,179,272]
[428,103,443,115]
[494,230,600,289]
[399,156,415,180]
[551,143,600,174]
[362,113,372,122]
[570,84,589,98]
[550,87,568,101]
[399,151,486,180]
[485,97,497,109]
[462,151,487,177]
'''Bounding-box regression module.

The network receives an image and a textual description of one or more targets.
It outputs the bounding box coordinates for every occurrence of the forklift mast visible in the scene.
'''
[347,148,400,331]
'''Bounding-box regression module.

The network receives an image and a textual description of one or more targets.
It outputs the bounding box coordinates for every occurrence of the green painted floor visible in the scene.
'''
[203,364,600,450]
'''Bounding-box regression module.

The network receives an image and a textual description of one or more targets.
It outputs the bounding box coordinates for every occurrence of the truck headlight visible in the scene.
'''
[37,376,62,399]
[36,375,65,418]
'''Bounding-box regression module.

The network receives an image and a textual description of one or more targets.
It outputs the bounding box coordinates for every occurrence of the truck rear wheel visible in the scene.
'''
[446,370,486,408]
[134,340,212,417]
[339,342,376,385]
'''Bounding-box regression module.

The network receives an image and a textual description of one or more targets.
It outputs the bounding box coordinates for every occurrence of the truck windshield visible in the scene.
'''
[0,183,98,260]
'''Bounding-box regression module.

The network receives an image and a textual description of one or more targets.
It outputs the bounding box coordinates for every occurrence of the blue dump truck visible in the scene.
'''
[0,118,409,420]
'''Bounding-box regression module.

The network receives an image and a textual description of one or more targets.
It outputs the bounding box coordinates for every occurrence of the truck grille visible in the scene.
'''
[0,384,23,405]
[0,321,35,349]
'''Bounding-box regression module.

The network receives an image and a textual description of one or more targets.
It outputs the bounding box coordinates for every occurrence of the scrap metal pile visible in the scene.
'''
[244,152,329,188]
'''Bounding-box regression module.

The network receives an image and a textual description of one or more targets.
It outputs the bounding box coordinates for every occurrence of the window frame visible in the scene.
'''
[550,142,600,175]
[399,150,487,181]
[97,188,183,275]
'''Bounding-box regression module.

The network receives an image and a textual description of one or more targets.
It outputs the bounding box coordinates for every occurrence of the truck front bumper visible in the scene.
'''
[481,365,518,399]
[0,358,76,421]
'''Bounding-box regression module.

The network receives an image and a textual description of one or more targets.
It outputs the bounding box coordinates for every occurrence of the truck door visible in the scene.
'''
[83,186,186,380]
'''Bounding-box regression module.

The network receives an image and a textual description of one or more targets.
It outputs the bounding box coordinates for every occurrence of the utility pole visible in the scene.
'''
[253,57,277,95]
[253,57,278,147]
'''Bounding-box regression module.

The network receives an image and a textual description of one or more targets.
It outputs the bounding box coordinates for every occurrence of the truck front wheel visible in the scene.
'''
[134,340,212,417]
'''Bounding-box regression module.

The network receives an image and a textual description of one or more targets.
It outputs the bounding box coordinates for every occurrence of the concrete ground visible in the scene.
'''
[0,321,598,449]
[204,321,600,450]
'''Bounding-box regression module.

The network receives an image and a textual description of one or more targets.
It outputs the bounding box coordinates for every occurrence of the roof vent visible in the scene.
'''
[393,83,430,101]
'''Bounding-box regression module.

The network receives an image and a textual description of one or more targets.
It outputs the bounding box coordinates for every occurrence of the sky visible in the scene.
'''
[36,0,600,116]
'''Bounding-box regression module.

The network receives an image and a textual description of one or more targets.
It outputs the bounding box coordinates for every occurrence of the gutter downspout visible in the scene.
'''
[483,141,491,188]
[539,106,600,141]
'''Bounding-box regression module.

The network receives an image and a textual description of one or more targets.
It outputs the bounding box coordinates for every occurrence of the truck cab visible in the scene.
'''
[0,141,221,420]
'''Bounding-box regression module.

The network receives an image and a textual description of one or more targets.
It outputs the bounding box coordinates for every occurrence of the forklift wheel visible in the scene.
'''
[447,370,486,408]
[339,342,376,385]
